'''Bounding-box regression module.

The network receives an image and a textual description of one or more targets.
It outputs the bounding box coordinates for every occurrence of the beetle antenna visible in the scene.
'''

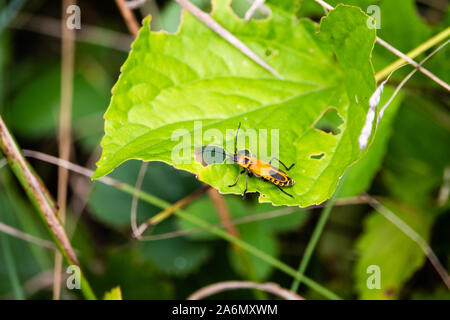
[235,122,241,155]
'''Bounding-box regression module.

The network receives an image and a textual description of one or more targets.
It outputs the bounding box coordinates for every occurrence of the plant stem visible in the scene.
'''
[290,182,341,292]
[0,0,27,34]
[115,0,140,37]
[117,183,341,300]
[0,215,24,299]
[375,26,450,82]
[21,149,342,299]
[0,116,96,300]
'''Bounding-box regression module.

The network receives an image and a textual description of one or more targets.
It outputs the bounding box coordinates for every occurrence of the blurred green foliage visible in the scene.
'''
[0,0,449,300]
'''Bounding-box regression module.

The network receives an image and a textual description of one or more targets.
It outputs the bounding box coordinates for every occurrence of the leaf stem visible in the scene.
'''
[375,27,450,82]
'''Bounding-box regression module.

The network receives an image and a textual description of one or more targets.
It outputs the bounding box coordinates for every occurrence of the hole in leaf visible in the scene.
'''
[264,48,278,58]
[230,1,271,20]
[195,146,226,167]
[310,153,325,160]
[314,108,344,135]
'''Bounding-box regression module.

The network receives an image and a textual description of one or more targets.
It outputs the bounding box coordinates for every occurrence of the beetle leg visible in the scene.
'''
[275,185,294,198]
[268,157,295,171]
[228,168,246,187]
[242,171,249,199]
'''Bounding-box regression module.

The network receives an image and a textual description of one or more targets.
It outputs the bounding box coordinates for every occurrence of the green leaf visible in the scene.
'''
[93,2,376,207]
[228,222,279,280]
[383,93,450,208]
[354,200,433,299]
[138,221,212,276]
[94,249,174,299]
[103,286,122,300]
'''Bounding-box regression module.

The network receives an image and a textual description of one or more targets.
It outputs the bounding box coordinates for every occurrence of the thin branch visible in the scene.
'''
[174,0,283,79]
[54,0,76,300]
[208,188,240,238]
[314,0,450,91]
[0,221,57,250]
[206,188,263,298]
[290,180,342,292]
[131,162,148,237]
[438,166,450,207]
[0,117,96,300]
[136,185,210,238]
[20,150,340,299]
[18,150,367,241]
[136,206,301,241]
[0,0,27,34]
[188,281,304,300]
[22,149,120,188]
[376,27,450,82]
[1,270,69,300]
[377,39,449,125]
[126,0,147,9]
[361,195,450,290]
[67,147,101,238]
[11,13,133,52]
[0,157,7,169]
[244,0,266,22]
[115,0,140,37]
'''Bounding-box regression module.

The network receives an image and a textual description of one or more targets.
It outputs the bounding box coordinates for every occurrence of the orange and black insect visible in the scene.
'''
[226,123,295,198]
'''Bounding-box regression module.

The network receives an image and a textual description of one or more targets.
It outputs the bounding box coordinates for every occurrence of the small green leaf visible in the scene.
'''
[354,200,433,299]
[103,286,122,300]
[93,2,376,207]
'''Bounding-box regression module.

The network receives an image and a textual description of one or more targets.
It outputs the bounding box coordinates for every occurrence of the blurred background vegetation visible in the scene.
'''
[0,0,449,300]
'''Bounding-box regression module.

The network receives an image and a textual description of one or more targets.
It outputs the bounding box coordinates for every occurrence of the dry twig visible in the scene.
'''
[54,0,77,300]
[188,280,304,300]
[175,0,283,79]
[361,194,450,290]
[115,0,141,37]
[314,0,450,91]
[0,221,57,250]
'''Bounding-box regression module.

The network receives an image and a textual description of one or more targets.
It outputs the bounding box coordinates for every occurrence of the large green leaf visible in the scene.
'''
[354,200,433,299]
[93,2,376,206]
